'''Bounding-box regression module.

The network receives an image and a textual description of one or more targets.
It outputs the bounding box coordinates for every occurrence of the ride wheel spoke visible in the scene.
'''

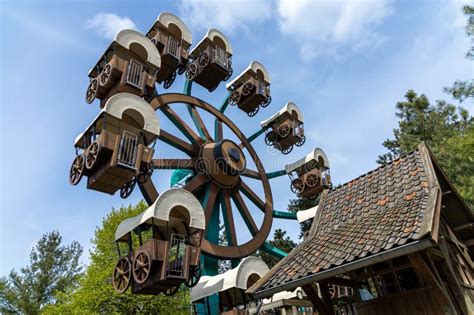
[214,120,223,141]
[158,130,199,157]
[203,183,221,226]
[159,105,204,146]
[239,180,266,212]
[187,104,213,141]
[241,169,260,180]
[152,158,196,170]
[183,174,210,193]
[222,190,237,246]
[231,190,258,235]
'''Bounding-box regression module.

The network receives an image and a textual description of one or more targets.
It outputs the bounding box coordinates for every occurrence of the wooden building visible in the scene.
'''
[248,143,473,314]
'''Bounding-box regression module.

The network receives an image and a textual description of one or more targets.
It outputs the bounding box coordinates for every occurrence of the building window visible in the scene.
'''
[358,278,379,301]
[395,267,422,291]
[377,272,399,295]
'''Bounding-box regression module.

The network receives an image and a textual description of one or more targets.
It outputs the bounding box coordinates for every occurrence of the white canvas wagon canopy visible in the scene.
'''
[284,148,329,174]
[260,102,303,129]
[115,188,205,241]
[190,28,233,58]
[75,93,160,148]
[226,61,271,89]
[191,256,269,305]
[151,12,192,47]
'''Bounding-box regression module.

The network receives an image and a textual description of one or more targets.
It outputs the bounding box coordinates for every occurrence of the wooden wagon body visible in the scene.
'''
[113,189,205,295]
[146,13,192,88]
[86,29,161,107]
[226,61,271,117]
[285,148,331,198]
[261,102,305,154]
[186,29,233,92]
[70,93,160,197]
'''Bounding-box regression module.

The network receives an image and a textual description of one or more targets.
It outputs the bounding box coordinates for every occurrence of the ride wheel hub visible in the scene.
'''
[199,139,246,188]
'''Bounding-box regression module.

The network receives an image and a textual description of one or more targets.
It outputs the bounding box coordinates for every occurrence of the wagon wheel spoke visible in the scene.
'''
[231,190,258,235]
[222,190,237,246]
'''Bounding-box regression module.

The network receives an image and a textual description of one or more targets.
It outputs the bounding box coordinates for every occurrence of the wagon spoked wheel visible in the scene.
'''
[144,94,274,260]
[120,178,137,199]
[261,95,272,108]
[186,63,197,81]
[281,145,293,155]
[198,52,210,67]
[85,79,98,104]
[99,64,112,87]
[242,82,254,96]
[138,163,154,184]
[132,251,151,284]
[296,135,306,147]
[291,178,305,194]
[112,257,131,293]
[85,141,101,170]
[278,124,291,138]
[264,132,276,145]
[69,154,85,186]
[230,90,241,105]
[305,173,320,187]
[184,264,202,288]
[247,106,259,117]
[178,62,187,75]
[224,67,233,81]
[164,285,180,297]
[163,71,177,89]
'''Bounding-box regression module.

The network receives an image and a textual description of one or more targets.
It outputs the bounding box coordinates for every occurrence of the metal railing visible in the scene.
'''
[117,131,138,169]
[167,233,187,279]
[125,59,143,88]
[166,36,180,60]
[213,46,228,69]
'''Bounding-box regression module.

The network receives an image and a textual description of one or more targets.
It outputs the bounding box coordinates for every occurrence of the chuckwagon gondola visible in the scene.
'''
[285,148,331,198]
[113,189,205,295]
[185,29,233,92]
[146,12,192,89]
[69,93,160,198]
[226,61,271,117]
[86,29,161,106]
[261,102,305,154]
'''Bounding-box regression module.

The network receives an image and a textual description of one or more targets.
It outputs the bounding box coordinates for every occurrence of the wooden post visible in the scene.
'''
[302,283,334,315]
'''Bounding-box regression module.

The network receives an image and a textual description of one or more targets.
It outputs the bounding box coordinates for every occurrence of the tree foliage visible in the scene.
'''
[444,5,473,102]
[0,231,83,314]
[44,202,190,314]
[257,229,297,268]
[378,90,474,209]
[288,196,320,240]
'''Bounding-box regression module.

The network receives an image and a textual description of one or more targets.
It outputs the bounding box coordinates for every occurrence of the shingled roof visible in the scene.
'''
[248,143,473,298]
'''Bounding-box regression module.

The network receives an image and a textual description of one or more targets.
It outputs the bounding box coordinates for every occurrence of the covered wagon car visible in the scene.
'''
[69,93,160,198]
[226,61,271,117]
[113,189,205,295]
[261,102,305,154]
[146,12,192,88]
[285,148,331,198]
[86,29,161,106]
[186,29,233,92]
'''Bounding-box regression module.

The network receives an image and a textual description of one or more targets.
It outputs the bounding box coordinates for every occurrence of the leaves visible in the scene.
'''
[257,229,297,268]
[0,231,83,314]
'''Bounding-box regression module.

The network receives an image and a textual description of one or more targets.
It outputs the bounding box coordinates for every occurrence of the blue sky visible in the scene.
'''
[1,0,472,276]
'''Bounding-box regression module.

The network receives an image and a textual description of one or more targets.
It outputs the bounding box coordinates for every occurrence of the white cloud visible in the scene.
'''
[85,13,136,39]
[277,0,393,61]
[178,0,272,35]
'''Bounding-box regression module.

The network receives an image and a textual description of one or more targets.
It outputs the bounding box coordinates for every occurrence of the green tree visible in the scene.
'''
[0,231,83,314]
[379,90,474,208]
[44,202,190,314]
[444,5,473,102]
[257,229,296,268]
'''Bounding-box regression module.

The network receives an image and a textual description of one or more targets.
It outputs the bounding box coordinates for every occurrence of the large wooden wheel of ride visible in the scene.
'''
[139,92,274,259]
[112,257,132,293]
[85,141,101,170]
[132,251,151,284]
[69,154,85,185]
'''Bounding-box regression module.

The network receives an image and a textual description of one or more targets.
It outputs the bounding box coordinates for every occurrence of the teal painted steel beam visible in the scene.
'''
[272,210,298,220]
[247,128,265,144]
[183,79,193,95]
[261,241,288,259]
[182,80,209,140]
[214,94,230,140]
[266,170,287,179]
[159,108,198,145]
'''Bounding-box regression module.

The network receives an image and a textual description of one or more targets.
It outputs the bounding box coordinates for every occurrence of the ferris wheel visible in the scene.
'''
[69,12,331,298]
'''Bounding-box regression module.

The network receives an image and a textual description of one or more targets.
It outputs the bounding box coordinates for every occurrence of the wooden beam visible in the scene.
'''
[183,174,210,193]
[302,283,333,315]
[158,130,198,157]
[325,277,356,288]
[241,169,260,180]
[454,222,474,231]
